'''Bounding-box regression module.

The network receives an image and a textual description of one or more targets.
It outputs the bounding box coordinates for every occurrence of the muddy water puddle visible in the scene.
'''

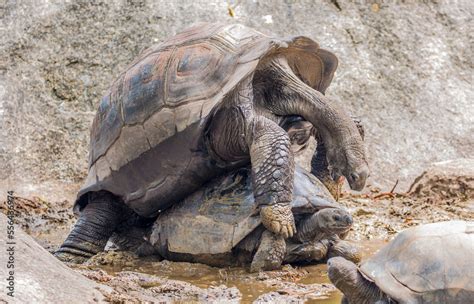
[142,263,333,303]
[99,262,336,303]
[86,240,386,303]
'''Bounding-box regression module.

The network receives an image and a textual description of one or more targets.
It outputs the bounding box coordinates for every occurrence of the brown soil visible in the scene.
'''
[339,187,473,242]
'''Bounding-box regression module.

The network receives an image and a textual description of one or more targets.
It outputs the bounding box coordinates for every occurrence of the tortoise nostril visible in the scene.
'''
[350,172,359,182]
[344,215,353,225]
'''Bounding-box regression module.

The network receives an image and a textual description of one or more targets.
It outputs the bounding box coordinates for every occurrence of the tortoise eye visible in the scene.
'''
[333,215,341,221]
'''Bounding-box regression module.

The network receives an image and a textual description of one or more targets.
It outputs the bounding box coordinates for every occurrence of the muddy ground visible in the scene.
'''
[2,162,472,303]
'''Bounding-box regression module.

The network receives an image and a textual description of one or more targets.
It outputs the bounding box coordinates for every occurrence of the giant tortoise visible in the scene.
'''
[110,165,361,272]
[328,221,474,303]
[55,23,368,262]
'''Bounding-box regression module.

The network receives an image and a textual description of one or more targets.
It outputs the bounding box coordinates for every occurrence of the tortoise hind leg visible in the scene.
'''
[250,230,286,272]
[55,191,129,263]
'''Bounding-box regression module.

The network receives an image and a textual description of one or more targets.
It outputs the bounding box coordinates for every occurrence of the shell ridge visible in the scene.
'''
[163,46,177,105]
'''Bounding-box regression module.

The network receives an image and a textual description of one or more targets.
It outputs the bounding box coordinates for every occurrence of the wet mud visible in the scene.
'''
[75,253,339,303]
[2,173,472,303]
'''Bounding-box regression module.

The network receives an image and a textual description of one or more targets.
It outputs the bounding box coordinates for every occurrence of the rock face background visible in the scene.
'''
[1,0,473,199]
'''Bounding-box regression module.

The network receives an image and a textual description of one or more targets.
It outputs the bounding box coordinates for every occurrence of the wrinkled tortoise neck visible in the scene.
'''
[328,257,387,304]
[253,56,367,186]
[294,212,325,242]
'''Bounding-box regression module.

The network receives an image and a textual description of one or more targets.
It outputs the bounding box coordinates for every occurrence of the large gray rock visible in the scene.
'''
[1,0,472,195]
[0,213,108,303]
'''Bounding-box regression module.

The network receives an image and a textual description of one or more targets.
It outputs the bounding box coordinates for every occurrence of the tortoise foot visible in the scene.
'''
[54,250,90,264]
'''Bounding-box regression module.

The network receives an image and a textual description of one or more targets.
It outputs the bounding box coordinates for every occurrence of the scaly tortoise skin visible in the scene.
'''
[56,23,368,262]
[328,221,474,304]
[110,165,360,272]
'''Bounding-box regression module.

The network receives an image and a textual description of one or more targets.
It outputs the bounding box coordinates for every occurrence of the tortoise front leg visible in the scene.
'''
[250,230,286,272]
[249,116,296,238]
[284,239,330,264]
[285,239,361,265]
[311,133,343,200]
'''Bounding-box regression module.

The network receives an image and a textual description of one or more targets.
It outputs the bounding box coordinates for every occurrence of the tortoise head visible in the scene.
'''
[325,134,369,192]
[318,116,369,192]
[317,208,353,235]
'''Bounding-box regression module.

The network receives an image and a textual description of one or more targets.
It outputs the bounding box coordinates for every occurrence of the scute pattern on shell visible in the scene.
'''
[87,23,272,168]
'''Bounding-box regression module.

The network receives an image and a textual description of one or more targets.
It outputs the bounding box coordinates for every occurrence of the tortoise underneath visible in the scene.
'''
[110,165,361,272]
[328,221,474,304]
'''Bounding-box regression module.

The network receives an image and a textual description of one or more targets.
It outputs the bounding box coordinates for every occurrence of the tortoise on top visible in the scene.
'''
[55,23,368,262]
[328,221,474,303]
